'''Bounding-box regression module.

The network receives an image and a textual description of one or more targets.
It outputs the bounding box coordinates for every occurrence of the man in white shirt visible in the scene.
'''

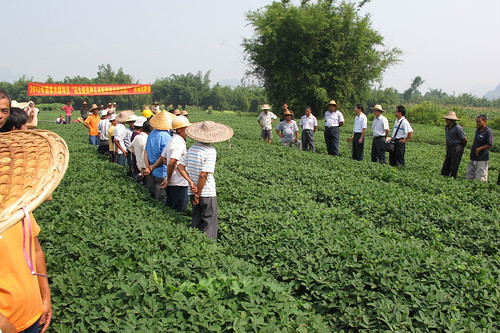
[300,106,318,152]
[324,100,345,156]
[257,104,277,143]
[389,105,413,167]
[371,104,389,164]
[347,104,367,160]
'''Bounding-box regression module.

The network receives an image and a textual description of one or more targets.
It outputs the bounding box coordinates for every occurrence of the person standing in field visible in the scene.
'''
[80,101,89,120]
[83,104,101,146]
[324,100,345,156]
[62,100,74,124]
[276,110,301,149]
[97,109,111,154]
[257,104,277,144]
[279,102,294,121]
[465,114,493,181]
[389,105,413,167]
[371,104,389,164]
[347,104,367,161]
[128,116,148,179]
[114,111,137,167]
[152,102,161,115]
[107,114,117,162]
[300,106,318,151]
[177,121,234,240]
[128,119,152,185]
[440,111,467,178]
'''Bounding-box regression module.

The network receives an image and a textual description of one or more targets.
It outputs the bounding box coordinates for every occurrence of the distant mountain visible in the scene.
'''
[484,83,500,100]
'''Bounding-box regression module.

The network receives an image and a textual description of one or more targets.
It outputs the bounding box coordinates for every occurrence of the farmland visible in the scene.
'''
[34,109,499,332]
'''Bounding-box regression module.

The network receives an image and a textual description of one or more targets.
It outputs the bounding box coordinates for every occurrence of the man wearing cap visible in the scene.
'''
[0,88,11,129]
[152,102,160,115]
[371,104,389,164]
[324,100,345,156]
[114,112,137,167]
[257,104,277,143]
[466,114,493,181]
[111,102,117,114]
[97,109,112,154]
[83,104,101,146]
[177,121,234,240]
[347,104,367,161]
[440,111,467,178]
[62,100,74,125]
[128,116,149,180]
[300,106,318,151]
[144,111,173,202]
[157,116,191,212]
[80,101,89,120]
[389,105,413,167]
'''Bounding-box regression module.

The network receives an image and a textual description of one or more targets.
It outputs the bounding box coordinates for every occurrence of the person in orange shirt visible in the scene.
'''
[84,104,101,146]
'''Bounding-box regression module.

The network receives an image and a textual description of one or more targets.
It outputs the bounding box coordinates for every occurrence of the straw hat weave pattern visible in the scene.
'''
[150,111,176,130]
[186,121,234,143]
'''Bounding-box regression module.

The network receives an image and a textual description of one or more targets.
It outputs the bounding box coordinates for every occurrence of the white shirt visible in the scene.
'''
[392,117,413,139]
[324,110,344,127]
[161,134,188,187]
[353,113,367,133]
[179,142,217,197]
[257,111,277,130]
[372,114,389,137]
[114,123,132,154]
[98,119,111,140]
[300,114,318,130]
[128,132,148,170]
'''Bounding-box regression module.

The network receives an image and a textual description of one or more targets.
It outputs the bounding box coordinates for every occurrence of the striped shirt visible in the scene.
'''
[179,142,216,197]
[98,119,111,140]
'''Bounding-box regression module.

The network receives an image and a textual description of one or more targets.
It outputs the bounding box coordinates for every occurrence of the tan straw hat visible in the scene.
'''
[172,115,191,130]
[90,104,99,111]
[116,110,136,123]
[181,110,189,116]
[261,104,271,110]
[442,111,460,121]
[0,130,69,234]
[373,104,385,112]
[186,121,234,143]
[150,110,175,130]
[327,100,337,106]
[283,110,293,116]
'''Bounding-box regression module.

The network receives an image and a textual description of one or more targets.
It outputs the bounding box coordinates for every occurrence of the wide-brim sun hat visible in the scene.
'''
[0,130,69,234]
[327,100,337,106]
[116,110,136,123]
[126,114,138,123]
[186,121,234,143]
[261,104,271,110]
[90,104,99,111]
[133,116,147,127]
[373,104,385,112]
[172,115,191,130]
[181,110,189,116]
[150,110,175,130]
[442,111,460,121]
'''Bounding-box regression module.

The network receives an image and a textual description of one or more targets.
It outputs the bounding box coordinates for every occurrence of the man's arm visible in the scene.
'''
[339,121,345,127]
[193,171,208,205]
[177,164,197,194]
[114,138,127,156]
[35,237,52,333]
[160,158,178,188]
[401,131,413,143]
[0,313,16,333]
[258,119,263,128]
[359,128,366,144]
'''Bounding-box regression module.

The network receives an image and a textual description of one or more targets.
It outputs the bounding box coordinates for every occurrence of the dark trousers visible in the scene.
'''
[440,144,464,178]
[302,129,315,151]
[65,115,72,124]
[166,186,188,212]
[324,126,340,156]
[371,136,387,164]
[389,139,406,167]
[352,132,364,161]
[98,140,109,154]
[190,196,218,240]
[147,174,166,203]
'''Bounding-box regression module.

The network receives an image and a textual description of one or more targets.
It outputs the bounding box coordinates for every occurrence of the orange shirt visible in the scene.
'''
[0,213,43,331]
[84,114,100,136]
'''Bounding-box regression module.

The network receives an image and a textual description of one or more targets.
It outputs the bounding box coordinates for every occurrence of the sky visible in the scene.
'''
[2,0,499,97]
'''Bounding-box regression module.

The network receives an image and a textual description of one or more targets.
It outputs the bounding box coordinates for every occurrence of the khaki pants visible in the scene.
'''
[465,160,488,181]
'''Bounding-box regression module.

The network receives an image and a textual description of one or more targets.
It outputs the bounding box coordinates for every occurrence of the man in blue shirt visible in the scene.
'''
[465,114,494,181]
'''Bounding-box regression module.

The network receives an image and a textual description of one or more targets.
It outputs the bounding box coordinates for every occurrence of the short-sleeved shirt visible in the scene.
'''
[392,117,413,139]
[128,132,148,170]
[470,126,494,161]
[108,125,116,151]
[84,114,100,136]
[62,104,74,116]
[276,120,299,143]
[114,123,132,154]
[353,113,367,133]
[145,129,172,178]
[257,112,277,130]
[161,134,188,187]
[324,110,344,127]
[98,119,111,140]
[0,214,44,332]
[300,114,318,130]
[445,123,466,147]
[372,114,389,137]
[179,142,216,197]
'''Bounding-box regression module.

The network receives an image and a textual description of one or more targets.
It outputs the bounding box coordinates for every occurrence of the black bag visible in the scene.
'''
[384,119,404,153]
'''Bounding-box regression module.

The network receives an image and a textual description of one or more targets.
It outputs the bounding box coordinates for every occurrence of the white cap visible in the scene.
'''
[100,110,108,116]
[133,116,147,127]
[109,114,116,121]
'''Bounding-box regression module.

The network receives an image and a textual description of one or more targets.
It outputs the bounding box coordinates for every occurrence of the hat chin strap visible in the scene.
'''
[21,207,48,278]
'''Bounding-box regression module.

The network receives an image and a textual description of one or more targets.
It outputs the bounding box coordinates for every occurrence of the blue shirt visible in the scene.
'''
[470,125,493,161]
[145,129,172,178]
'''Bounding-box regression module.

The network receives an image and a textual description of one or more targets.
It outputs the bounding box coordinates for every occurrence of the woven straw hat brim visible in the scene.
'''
[185,121,234,143]
[150,111,176,130]
[442,111,460,121]
[116,110,136,123]
[0,130,69,234]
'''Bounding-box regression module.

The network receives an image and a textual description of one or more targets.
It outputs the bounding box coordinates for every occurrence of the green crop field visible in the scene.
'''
[33,109,500,332]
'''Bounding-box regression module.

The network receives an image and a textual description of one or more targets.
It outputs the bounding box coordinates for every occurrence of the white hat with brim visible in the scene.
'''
[99,110,108,116]
[373,104,385,112]
[261,104,271,110]
[126,115,138,123]
[109,114,116,121]
[116,110,136,123]
[327,100,337,106]
[150,110,175,130]
[186,121,234,143]
[442,111,460,121]
[133,116,147,127]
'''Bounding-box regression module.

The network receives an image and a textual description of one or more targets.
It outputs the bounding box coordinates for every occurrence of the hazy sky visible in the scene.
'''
[2,0,499,97]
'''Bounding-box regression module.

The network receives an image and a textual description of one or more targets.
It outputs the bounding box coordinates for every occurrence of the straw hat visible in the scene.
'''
[373,104,385,112]
[442,111,460,121]
[82,101,87,105]
[173,109,181,116]
[327,100,337,106]
[172,115,190,130]
[149,110,175,130]
[0,130,69,234]
[116,110,136,123]
[90,104,99,111]
[181,110,189,116]
[261,104,271,110]
[283,110,293,116]
[186,121,233,143]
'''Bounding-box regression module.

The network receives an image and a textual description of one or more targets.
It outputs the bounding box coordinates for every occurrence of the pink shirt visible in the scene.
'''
[62,105,74,116]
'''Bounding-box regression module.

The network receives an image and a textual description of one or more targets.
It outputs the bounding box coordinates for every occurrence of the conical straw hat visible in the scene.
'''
[185,121,234,143]
[150,110,175,130]
[0,130,69,234]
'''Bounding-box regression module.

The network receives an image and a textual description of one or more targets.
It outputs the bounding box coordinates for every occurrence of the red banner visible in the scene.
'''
[28,82,152,96]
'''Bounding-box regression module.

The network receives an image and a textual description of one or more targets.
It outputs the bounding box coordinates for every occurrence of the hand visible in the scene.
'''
[346,137,353,143]
[39,297,52,333]
[189,181,197,194]
[159,178,168,189]
[294,137,298,143]
[143,167,150,176]
[192,195,200,206]
[475,148,481,156]
[123,151,128,157]
[358,138,363,144]
[400,138,407,144]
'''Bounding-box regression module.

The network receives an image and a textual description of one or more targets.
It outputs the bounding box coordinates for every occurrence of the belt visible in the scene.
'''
[325,126,338,128]
[373,136,385,139]
[353,132,362,134]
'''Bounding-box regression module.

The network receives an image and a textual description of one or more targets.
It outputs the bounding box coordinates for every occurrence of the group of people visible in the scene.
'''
[258,100,497,182]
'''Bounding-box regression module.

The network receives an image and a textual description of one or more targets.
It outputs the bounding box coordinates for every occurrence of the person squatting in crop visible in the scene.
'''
[276,110,301,149]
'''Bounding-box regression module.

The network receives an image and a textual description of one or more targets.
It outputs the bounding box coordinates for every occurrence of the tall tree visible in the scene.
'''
[402,76,424,103]
[243,0,400,116]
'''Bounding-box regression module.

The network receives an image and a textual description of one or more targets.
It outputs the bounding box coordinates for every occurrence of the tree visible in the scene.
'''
[243,0,400,116]
[402,76,424,103]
